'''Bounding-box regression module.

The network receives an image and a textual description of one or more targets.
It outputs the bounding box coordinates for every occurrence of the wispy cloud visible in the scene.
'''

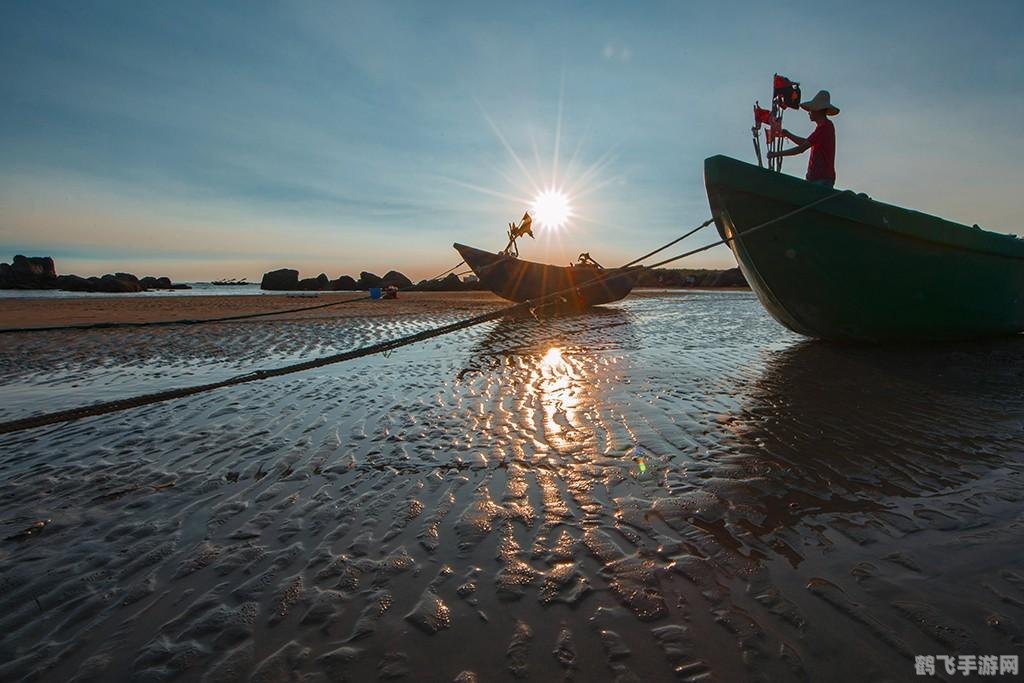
[602,41,632,63]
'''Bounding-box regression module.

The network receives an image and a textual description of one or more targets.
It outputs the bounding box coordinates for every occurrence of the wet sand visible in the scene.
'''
[0,291,509,329]
[0,291,1022,682]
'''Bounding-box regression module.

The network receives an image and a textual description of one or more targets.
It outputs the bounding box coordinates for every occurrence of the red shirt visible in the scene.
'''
[805,119,836,182]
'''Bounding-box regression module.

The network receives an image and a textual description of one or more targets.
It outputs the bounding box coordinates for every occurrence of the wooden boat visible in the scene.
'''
[704,155,1024,342]
[453,243,636,309]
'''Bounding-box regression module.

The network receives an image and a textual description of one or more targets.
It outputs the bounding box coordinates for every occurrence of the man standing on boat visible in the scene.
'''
[768,90,839,187]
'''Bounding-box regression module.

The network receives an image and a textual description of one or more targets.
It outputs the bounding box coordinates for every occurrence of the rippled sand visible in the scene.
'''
[1,291,1022,682]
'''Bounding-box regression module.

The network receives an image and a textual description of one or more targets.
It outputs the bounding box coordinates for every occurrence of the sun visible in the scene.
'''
[531,189,573,230]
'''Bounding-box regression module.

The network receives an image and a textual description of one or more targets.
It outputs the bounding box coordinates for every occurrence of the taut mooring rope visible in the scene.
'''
[0,190,848,436]
[619,217,717,268]
[641,190,848,269]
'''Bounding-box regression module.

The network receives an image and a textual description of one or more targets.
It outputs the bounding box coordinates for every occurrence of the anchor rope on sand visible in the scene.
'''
[0,190,848,436]
[0,295,373,335]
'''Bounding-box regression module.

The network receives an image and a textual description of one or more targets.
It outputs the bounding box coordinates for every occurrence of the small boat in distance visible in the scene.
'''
[453,243,636,309]
[705,155,1024,342]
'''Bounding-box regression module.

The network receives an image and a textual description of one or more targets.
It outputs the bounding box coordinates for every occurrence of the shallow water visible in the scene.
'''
[0,291,1022,682]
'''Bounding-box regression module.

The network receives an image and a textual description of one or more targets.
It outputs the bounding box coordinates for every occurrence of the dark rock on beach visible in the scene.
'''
[261,268,300,291]
[439,273,466,290]
[1,255,189,292]
[381,270,413,289]
[0,255,58,289]
[92,273,189,292]
[260,268,410,292]
[140,276,173,289]
[357,272,383,290]
[413,273,469,291]
[147,277,190,290]
[298,273,331,291]
[96,273,143,293]
[331,275,359,291]
[55,274,94,292]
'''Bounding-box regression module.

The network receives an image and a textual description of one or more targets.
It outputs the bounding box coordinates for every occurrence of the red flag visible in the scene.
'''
[773,73,801,109]
[753,105,772,125]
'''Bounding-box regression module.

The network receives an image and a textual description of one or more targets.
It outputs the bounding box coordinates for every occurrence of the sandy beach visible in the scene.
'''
[0,291,1022,681]
[0,291,510,330]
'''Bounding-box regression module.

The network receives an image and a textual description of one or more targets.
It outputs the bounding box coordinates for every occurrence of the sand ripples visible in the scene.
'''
[1,291,1022,681]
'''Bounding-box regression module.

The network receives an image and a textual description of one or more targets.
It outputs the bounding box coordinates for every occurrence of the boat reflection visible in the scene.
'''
[709,337,1024,563]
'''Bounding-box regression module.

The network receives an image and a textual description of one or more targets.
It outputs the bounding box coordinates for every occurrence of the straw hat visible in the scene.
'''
[800,90,840,115]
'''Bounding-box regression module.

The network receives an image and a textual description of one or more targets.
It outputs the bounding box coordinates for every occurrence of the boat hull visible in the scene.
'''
[704,155,1024,342]
[453,243,635,309]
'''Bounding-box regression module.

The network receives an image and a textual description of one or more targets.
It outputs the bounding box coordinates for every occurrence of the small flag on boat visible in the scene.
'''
[773,74,801,109]
[519,212,534,239]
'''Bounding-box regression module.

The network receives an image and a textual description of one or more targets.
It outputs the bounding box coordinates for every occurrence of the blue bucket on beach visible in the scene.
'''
[369,287,382,300]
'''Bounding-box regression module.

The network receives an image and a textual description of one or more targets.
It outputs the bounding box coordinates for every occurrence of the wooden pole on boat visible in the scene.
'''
[776,107,785,173]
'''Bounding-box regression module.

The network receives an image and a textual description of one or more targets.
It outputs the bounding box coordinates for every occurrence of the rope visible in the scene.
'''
[0,303,524,436]
[0,295,371,335]
[642,190,848,269]
[0,190,848,436]
[619,217,716,268]
[428,260,465,280]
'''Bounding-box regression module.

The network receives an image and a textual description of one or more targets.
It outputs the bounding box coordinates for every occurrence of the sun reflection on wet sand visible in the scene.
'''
[540,345,564,369]
[532,345,589,453]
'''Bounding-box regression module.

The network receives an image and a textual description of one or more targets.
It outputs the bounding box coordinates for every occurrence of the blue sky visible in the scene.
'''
[2,1,1022,280]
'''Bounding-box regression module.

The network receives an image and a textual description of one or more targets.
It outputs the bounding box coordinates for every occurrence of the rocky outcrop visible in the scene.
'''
[357,272,383,290]
[0,255,189,292]
[381,270,412,289]
[413,273,468,291]
[140,276,173,289]
[298,273,331,291]
[260,268,300,291]
[0,255,58,289]
[259,266,479,293]
[98,273,143,292]
[55,274,94,292]
[331,275,358,291]
[261,268,409,292]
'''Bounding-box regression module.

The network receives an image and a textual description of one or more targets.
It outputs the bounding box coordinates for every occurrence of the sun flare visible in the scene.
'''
[531,189,573,231]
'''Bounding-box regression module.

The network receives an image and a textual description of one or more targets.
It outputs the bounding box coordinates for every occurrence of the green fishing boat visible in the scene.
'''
[704,155,1024,342]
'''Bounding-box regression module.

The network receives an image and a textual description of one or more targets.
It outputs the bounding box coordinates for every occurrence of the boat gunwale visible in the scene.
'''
[452,243,633,277]
[704,155,1024,262]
